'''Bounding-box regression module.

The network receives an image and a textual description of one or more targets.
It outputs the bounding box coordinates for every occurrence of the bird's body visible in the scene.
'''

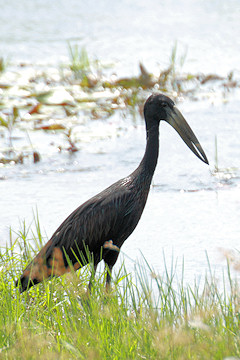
[17,94,208,292]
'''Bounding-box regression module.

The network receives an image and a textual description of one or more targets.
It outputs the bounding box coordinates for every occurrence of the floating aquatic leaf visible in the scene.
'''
[28,103,42,115]
[0,153,24,164]
[0,83,11,89]
[35,90,53,103]
[112,63,155,89]
[40,88,75,105]
[36,123,66,131]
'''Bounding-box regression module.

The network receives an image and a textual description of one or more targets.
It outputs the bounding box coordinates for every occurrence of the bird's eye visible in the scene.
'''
[161,102,167,107]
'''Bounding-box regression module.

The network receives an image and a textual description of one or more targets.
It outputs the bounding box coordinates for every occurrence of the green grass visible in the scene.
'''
[0,218,240,359]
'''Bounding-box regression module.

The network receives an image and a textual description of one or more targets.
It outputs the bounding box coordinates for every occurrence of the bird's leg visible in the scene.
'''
[103,240,120,291]
[105,264,113,291]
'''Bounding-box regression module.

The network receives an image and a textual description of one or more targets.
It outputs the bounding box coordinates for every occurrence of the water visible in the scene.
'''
[1,99,240,285]
[1,0,240,75]
[1,0,240,286]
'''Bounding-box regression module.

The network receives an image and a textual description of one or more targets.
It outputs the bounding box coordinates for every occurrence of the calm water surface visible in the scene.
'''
[1,0,240,75]
[0,0,240,286]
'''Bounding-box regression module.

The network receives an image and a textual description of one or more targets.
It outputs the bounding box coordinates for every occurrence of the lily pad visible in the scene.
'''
[35,123,66,131]
[37,88,75,105]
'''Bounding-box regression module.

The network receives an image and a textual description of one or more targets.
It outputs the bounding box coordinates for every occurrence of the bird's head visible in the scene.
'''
[144,94,209,164]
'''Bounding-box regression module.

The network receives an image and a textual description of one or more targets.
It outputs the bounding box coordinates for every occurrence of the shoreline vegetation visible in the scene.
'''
[0,216,240,359]
[1,46,240,358]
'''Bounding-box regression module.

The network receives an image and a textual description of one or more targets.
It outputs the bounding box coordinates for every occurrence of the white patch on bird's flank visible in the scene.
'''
[121,176,131,186]
[103,240,120,252]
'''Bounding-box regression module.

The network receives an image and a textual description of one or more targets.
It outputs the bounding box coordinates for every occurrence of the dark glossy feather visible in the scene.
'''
[17,94,208,293]
[50,172,150,258]
[18,167,152,292]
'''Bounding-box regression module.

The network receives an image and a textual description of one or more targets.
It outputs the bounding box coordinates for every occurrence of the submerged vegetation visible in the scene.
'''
[0,44,239,166]
[0,217,240,359]
[211,134,239,185]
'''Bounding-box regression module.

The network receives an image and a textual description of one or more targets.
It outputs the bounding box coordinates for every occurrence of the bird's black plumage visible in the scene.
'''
[17,94,208,292]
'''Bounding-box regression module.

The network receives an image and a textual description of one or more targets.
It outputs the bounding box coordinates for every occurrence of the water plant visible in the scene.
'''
[0,106,19,149]
[0,57,8,73]
[0,107,25,165]
[158,42,188,93]
[211,135,239,186]
[214,135,219,172]
[0,45,237,168]
[68,44,92,83]
[64,128,79,153]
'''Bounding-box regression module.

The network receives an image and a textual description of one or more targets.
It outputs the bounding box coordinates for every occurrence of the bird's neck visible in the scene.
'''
[134,124,159,183]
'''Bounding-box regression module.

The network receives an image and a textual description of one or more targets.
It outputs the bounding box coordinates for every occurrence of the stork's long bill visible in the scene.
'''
[165,105,209,164]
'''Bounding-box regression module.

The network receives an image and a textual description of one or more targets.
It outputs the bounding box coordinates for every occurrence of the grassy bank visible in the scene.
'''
[0,218,239,359]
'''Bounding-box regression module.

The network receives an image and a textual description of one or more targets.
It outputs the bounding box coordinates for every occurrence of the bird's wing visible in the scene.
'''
[44,178,135,260]
[18,177,138,290]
